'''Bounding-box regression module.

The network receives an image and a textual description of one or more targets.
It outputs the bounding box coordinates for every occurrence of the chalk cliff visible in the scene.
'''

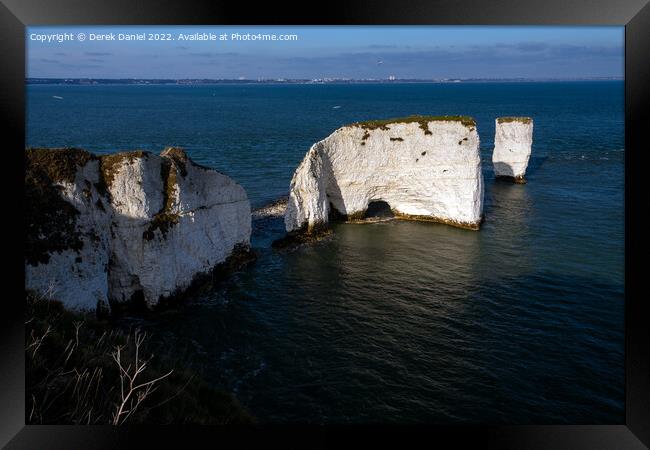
[25,147,251,311]
[284,116,484,234]
[492,117,533,183]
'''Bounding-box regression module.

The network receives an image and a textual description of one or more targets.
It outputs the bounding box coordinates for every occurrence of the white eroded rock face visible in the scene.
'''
[25,148,251,311]
[107,149,251,305]
[25,156,112,311]
[285,117,484,232]
[492,118,533,182]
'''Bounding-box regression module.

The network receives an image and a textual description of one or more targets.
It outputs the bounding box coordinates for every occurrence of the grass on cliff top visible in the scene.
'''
[350,115,477,133]
[497,117,532,124]
[24,148,155,264]
[25,147,186,247]
[99,150,151,189]
[25,147,155,189]
[25,291,254,425]
[25,148,96,266]
[161,147,189,177]
[26,148,97,184]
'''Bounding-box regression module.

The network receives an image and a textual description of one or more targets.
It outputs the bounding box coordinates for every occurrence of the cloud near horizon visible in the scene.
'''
[27,26,624,79]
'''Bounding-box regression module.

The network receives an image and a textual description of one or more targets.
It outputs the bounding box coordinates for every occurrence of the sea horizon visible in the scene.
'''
[26,77,624,85]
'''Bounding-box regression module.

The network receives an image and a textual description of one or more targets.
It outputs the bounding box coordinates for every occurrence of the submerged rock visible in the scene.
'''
[25,147,251,312]
[252,196,288,219]
[492,117,533,183]
[284,115,484,234]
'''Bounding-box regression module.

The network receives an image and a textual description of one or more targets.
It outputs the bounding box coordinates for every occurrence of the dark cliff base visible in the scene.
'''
[391,211,482,230]
[156,243,257,310]
[496,174,527,184]
[272,223,333,249]
[110,243,257,316]
[25,292,255,425]
[273,202,482,247]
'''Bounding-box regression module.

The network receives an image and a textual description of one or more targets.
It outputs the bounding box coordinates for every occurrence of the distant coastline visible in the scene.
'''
[26,77,624,85]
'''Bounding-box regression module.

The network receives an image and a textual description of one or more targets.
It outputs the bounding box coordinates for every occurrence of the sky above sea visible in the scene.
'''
[26,26,623,80]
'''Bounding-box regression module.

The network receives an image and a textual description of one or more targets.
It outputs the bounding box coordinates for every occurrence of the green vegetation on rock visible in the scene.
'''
[25,148,96,183]
[99,151,150,190]
[161,147,189,177]
[25,148,95,266]
[497,117,532,124]
[143,154,181,241]
[350,115,477,135]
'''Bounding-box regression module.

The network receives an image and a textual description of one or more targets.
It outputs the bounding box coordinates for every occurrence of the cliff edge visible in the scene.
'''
[25,147,251,312]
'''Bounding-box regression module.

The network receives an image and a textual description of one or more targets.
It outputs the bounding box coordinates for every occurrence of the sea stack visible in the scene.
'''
[492,117,533,183]
[284,115,484,235]
[25,147,252,312]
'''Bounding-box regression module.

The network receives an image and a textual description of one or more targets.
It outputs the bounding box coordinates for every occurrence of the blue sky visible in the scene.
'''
[26,26,624,79]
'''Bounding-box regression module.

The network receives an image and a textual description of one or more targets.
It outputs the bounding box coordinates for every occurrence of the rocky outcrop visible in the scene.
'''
[492,117,533,183]
[25,147,251,312]
[284,116,484,234]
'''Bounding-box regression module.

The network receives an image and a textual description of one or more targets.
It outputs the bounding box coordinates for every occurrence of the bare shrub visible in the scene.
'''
[111,330,173,425]
[25,292,253,425]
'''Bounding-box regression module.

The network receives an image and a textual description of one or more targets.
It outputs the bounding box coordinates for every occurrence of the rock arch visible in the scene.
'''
[285,116,485,233]
[363,200,394,219]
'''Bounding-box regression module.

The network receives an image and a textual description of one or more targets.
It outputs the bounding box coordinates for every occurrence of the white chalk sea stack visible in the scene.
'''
[285,116,484,233]
[25,147,251,311]
[492,117,533,183]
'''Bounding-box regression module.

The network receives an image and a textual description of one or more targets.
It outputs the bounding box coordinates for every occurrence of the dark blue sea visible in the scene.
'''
[27,81,625,424]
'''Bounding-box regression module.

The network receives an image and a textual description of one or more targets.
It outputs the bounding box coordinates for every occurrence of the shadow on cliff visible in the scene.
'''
[488,155,547,183]
[320,150,349,219]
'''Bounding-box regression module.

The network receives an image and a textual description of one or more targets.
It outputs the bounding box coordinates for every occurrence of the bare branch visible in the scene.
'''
[111,330,173,425]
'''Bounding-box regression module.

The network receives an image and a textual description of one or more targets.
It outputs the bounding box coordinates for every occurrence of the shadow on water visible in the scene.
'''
[138,236,624,424]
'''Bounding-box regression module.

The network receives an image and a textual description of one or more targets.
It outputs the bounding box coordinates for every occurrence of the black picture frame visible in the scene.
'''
[2,0,648,448]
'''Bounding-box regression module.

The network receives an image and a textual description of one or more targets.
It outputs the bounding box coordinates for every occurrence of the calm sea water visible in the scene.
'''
[27,82,625,424]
